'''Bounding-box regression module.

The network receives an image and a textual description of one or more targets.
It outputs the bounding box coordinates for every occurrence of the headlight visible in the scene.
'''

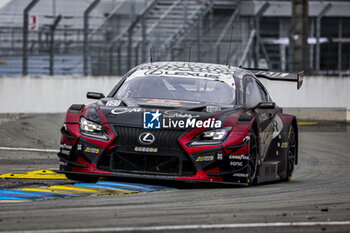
[189,126,232,146]
[80,117,108,140]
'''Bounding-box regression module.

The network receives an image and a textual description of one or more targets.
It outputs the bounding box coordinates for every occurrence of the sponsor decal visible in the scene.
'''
[142,99,203,107]
[134,146,158,153]
[77,144,82,151]
[141,66,237,87]
[143,99,186,107]
[59,161,68,166]
[281,142,288,148]
[111,107,143,115]
[138,132,156,145]
[60,144,72,156]
[217,152,223,160]
[106,100,121,107]
[206,106,221,113]
[137,63,238,87]
[60,149,70,156]
[84,147,100,154]
[144,70,221,79]
[273,115,284,138]
[138,62,236,76]
[196,155,214,162]
[233,173,248,177]
[143,111,162,129]
[230,161,243,167]
[163,110,200,119]
[229,154,249,160]
[254,71,290,78]
[60,144,72,150]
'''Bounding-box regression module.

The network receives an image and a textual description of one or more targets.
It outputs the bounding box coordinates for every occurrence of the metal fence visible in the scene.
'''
[0,0,349,76]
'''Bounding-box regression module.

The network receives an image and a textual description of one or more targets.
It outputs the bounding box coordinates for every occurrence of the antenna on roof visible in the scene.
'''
[188,44,191,66]
[226,25,234,68]
[150,47,153,65]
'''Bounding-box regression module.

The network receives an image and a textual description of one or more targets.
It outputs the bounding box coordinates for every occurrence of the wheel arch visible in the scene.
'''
[280,114,299,166]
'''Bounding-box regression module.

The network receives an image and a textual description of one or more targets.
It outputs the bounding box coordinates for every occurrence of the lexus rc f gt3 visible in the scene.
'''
[58,62,303,186]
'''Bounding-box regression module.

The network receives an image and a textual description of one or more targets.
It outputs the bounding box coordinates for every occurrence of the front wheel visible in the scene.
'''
[247,130,258,186]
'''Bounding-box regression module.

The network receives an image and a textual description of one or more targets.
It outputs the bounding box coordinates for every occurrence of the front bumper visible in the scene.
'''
[59,126,251,185]
[58,170,249,187]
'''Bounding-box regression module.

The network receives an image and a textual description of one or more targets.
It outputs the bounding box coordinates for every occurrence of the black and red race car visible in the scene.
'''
[58,62,303,186]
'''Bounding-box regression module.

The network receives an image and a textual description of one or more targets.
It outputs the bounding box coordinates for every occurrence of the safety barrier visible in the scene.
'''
[0,75,349,113]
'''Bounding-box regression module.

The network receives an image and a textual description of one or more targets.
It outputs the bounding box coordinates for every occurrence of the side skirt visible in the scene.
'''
[256,161,280,183]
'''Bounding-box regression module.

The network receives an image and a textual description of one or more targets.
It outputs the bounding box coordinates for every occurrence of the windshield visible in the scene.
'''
[114,76,235,105]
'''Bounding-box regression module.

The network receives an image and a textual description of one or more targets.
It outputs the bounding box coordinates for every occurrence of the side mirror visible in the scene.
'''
[253,101,276,110]
[87,92,105,100]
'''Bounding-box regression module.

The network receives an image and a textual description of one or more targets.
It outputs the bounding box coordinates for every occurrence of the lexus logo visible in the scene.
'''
[138,132,155,145]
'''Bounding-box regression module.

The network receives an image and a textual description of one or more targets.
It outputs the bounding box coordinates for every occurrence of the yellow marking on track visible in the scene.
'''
[298,122,319,125]
[47,188,102,195]
[21,188,81,195]
[0,170,67,180]
[48,185,139,196]
[33,186,136,195]
[48,185,105,193]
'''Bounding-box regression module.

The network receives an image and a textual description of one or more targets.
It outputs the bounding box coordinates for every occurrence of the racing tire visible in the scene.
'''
[286,125,296,181]
[247,129,258,186]
[65,173,98,183]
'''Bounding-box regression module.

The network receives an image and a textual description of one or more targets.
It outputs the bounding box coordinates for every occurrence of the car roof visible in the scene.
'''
[130,61,254,82]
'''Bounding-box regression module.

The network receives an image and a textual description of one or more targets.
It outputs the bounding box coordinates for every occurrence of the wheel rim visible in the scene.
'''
[287,126,296,180]
[248,131,258,184]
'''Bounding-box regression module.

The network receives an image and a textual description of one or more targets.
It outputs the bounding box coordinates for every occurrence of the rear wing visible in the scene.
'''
[244,68,304,90]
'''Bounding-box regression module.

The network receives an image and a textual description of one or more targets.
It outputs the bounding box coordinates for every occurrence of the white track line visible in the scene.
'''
[0,147,59,153]
[3,221,350,233]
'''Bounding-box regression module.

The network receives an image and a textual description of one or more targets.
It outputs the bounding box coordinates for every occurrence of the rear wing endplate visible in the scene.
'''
[246,69,304,89]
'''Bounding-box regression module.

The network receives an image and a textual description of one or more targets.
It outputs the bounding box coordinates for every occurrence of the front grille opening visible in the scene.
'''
[113,126,185,154]
[97,153,111,170]
[96,126,199,176]
[112,152,181,175]
[182,158,197,176]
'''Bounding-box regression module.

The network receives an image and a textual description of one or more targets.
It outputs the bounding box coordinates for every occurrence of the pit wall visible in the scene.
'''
[0,76,349,114]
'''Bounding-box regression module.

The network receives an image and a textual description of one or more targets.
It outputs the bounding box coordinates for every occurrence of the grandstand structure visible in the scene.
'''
[0,0,349,76]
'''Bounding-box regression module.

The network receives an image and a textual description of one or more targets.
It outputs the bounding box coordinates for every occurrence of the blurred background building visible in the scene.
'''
[0,0,349,76]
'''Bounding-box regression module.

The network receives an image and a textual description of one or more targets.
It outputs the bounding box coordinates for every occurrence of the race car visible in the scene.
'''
[58,62,303,186]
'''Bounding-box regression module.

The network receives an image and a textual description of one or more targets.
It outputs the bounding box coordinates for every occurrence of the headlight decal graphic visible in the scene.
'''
[80,117,103,132]
[80,117,108,140]
[189,126,232,146]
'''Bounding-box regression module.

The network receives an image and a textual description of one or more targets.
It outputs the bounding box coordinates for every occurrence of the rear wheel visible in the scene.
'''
[247,130,258,186]
[65,173,98,183]
[286,125,296,181]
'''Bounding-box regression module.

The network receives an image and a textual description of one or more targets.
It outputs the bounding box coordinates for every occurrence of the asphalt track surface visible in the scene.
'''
[0,114,349,232]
